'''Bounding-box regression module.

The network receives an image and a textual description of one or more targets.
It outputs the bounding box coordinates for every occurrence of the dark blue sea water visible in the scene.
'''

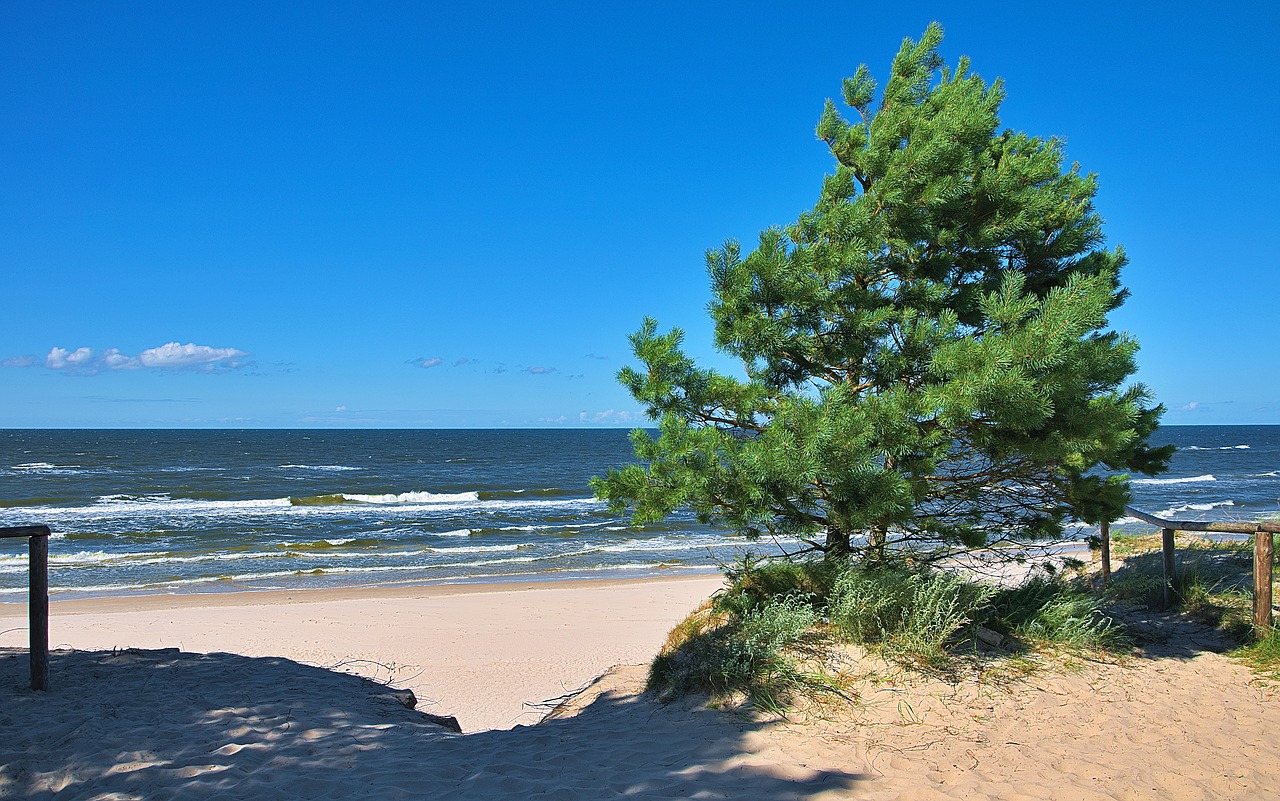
[1,426,1277,598]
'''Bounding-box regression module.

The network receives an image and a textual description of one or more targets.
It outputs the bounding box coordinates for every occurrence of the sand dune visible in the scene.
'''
[2,577,1278,799]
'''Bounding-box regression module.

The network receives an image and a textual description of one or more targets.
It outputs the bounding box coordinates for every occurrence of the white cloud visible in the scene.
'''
[41,342,248,374]
[579,409,641,424]
[411,357,444,369]
[1181,401,1200,412]
[47,347,95,370]
[1,355,35,368]
[102,348,140,370]
[335,405,348,412]
[138,342,247,369]
[526,366,556,375]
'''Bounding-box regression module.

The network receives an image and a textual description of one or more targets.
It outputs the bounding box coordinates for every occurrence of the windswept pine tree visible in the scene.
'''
[594,24,1170,563]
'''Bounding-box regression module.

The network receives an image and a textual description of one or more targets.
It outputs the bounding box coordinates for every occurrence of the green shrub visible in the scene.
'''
[825,564,914,642]
[652,553,1131,705]
[883,571,996,669]
[985,577,1120,650]
[647,593,820,707]
[717,556,837,617]
[827,565,996,670]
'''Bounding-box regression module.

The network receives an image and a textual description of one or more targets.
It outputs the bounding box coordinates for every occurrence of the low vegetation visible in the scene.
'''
[647,555,1122,710]
[1102,530,1279,678]
[650,529,1280,710]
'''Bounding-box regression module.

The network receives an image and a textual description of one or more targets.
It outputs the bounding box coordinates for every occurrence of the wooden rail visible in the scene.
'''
[1122,506,1278,634]
[0,525,51,690]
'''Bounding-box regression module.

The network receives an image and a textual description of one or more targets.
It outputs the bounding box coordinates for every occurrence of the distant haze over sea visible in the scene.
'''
[1,426,1277,599]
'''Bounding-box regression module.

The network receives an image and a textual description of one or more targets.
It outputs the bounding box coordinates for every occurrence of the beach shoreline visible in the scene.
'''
[0,566,722,613]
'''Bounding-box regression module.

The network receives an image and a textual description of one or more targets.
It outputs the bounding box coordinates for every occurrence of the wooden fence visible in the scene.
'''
[1115,506,1278,635]
[0,525,50,690]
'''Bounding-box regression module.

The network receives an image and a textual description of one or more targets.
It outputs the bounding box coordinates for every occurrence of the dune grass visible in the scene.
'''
[647,555,1123,709]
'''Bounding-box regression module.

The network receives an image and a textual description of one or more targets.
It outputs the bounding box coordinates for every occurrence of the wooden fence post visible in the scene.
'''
[29,531,48,691]
[1099,520,1111,586]
[1255,529,1275,637]
[0,525,50,691]
[1123,506,1280,625]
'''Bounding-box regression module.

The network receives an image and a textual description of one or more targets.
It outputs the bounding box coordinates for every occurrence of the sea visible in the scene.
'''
[1,426,1277,599]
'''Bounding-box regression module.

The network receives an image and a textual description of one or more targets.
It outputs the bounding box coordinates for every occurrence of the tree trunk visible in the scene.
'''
[825,528,852,560]
[866,526,889,564]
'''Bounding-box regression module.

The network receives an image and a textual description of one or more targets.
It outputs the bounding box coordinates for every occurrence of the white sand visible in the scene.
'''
[3,575,1279,800]
[0,574,723,732]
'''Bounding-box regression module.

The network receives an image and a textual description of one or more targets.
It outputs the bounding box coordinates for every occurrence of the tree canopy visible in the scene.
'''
[593,24,1170,562]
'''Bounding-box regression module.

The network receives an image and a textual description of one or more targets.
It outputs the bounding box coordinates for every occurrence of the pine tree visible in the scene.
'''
[593,24,1170,563]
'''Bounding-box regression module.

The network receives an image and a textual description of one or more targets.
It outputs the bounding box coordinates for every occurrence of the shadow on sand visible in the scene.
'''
[1101,540,1259,661]
[0,648,866,800]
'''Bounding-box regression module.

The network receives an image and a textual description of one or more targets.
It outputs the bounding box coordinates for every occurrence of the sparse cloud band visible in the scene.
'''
[5,343,249,375]
[579,409,641,424]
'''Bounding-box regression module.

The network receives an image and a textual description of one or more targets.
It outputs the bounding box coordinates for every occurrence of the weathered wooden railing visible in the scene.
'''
[0,525,50,690]
[1118,506,1278,634]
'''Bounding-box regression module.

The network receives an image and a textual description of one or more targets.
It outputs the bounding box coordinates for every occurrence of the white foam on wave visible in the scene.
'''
[430,544,523,555]
[496,521,606,533]
[7,462,87,475]
[99,493,173,504]
[592,537,745,555]
[1133,474,1216,485]
[1255,471,1280,478]
[99,495,293,512]
[1184,445,1251,451]
[342,491,478,504]
[278,464,363,472]
[2,491,604,525]
[1156,501,1236,517]
[1,550,172,568]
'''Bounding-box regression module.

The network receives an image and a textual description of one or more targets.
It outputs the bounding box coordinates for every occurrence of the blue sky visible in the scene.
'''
[1,2,1276,428]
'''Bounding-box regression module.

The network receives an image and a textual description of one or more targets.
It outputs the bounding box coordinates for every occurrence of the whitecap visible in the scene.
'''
[9,463,85,475]
[278,464,363,472]
[430,529,473,537]
[342,491,480,504]
[1132,474,1216,485]
[1183,445,1251,451]
[430,544,522,555]
[44,550,170,567]
[1156,501,1235,517]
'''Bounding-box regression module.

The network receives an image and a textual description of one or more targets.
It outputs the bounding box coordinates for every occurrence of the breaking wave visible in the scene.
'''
[1132,474,1216,485]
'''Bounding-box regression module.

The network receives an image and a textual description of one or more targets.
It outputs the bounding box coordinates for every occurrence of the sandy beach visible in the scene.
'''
[2,575,1279,800]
